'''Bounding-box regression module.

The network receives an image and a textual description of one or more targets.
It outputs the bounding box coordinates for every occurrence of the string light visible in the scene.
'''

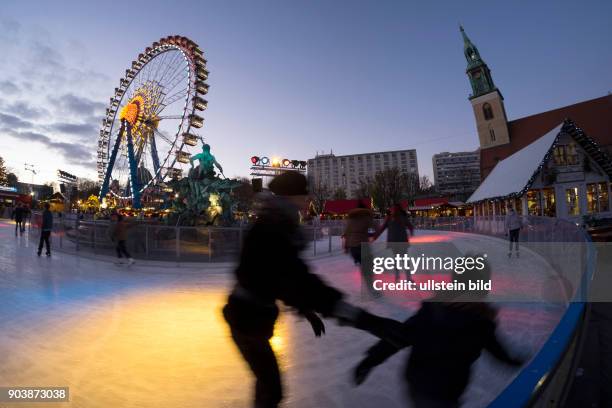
[470,119,612,205]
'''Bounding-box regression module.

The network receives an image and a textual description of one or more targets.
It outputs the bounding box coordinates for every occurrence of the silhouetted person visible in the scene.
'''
[224,172,408,408]
[110,213,134,265]
[505,207,522,258]
[353,257,524,407]
[13,203,26,235]
[37,203,53,256]
[374,203,414,281]
[343,201,378,297]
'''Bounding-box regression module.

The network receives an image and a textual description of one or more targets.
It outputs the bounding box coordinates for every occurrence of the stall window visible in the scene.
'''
[587,183,610,213]
[587,184,598,213]
[553,144,579,166]
[542,188,556,217]
[513,197,523,215]
[599,183,609,212]
[566,187,580,216]
[499,200,507,216]
[526,189,542,216]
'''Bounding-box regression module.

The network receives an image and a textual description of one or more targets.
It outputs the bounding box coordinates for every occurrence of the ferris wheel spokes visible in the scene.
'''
[98,35,210,208]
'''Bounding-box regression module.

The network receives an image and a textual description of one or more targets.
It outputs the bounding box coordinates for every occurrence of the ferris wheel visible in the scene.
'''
[97,35,209,209]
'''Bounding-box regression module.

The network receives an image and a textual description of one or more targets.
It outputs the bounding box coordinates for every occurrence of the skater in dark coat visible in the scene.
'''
[223,172,408,408]
[353,257,524,407]
[374,203,414,282]
[13,203,26,235]
[37,203,53,256]
[109,213,135,265]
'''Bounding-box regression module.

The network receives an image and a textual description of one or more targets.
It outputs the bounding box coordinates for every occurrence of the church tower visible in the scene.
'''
[461,26,510,149]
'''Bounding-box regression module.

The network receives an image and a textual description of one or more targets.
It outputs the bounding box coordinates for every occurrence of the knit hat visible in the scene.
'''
[268,171,308,196]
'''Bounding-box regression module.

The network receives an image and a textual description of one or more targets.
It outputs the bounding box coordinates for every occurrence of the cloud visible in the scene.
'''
[3,100,48,119]
[0,16,21,43]
[0,81,20,95]
[49,122,98,136]
[48,93,106,117]
[0,112,34,129]
[2,128,93,166]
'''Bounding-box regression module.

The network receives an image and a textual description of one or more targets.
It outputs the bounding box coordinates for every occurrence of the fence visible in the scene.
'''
[29,213,346,262]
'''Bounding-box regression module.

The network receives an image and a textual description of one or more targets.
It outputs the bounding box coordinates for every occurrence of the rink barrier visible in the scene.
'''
[28,213,346,262]
[411,215,595,408]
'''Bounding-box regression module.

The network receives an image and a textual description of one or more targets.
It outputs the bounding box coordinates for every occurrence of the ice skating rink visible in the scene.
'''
[0,220,566,407]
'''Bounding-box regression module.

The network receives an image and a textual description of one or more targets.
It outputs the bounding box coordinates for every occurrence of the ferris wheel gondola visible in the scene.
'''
[97,35,210,208]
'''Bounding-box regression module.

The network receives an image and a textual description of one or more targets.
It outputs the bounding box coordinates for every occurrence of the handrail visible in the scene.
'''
[489,231,595,407]
[418,215,595,407]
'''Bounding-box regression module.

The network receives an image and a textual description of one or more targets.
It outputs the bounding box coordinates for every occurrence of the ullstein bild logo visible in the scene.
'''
[371,254,488,275]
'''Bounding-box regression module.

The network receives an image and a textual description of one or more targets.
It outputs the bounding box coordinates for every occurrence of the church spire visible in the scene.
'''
[460,26,496,99]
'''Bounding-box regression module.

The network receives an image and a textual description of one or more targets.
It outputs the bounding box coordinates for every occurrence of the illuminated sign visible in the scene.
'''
[250,156,306,169]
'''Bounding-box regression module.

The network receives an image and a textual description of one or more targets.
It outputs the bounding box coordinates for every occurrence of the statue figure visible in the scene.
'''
[170,141,241,226]
[189,143,224,179]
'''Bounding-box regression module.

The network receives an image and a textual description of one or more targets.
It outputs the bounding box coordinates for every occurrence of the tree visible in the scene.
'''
[77,178,100,199]
[369,167,412,215]
[7,172,18,187]
[309,182,330,214]
[332,187,347,200]
[0,156,8,186]
[352,179,371,199]
[419,175,435,194]
[232,178,255,213]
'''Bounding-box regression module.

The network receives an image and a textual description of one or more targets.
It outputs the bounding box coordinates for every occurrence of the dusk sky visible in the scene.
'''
[1,0,611,186]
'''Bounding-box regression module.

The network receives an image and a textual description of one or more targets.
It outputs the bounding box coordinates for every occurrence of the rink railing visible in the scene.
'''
[28,214,345,262]
[409,215,595,407]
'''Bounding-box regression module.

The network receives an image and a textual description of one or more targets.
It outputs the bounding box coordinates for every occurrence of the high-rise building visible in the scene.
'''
[307,149,418,198]
[432,150,480,197]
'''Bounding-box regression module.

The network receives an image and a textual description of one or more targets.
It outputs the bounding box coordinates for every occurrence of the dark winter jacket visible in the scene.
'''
[360,300,519,401]
[378,212,414,243]
[41,210,53,231]
[225,196,343,337]
[13,207,26,222]
[343,208,374,248]
[110,220,129,241]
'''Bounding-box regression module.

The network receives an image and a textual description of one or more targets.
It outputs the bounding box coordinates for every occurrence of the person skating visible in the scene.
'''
[374,203,414,282]
[504,206,523,258]
[13,203,26,236]
[343,201,378,297]
[109,213,135,265]
[223,172,408,408]
[353,257,524,407]
[37,203,53,257]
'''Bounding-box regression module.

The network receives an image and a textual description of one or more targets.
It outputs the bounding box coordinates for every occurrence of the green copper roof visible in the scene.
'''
[460,25,484,69]
[460,26,496,98]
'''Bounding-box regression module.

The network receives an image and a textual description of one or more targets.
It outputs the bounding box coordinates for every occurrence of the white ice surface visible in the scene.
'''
[0,222,565,408]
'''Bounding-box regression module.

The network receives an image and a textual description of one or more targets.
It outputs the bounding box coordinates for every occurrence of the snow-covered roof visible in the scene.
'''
[467,123,563,203]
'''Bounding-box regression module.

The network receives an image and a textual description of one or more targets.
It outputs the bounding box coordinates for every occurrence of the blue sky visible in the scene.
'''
[0,0,611,185]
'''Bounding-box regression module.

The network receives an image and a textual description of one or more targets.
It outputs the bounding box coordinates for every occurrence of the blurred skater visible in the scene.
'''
[37,203,53,257]
[353,257,524,407]
[374,203,414,282]
[343,201,378,297]
[505,206,523,258]
[109,213,134,265]
[223,172,407,408]
[13,202,26,236]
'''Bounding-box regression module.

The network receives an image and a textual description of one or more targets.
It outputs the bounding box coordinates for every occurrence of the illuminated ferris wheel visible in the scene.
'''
[97,35,209,208]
